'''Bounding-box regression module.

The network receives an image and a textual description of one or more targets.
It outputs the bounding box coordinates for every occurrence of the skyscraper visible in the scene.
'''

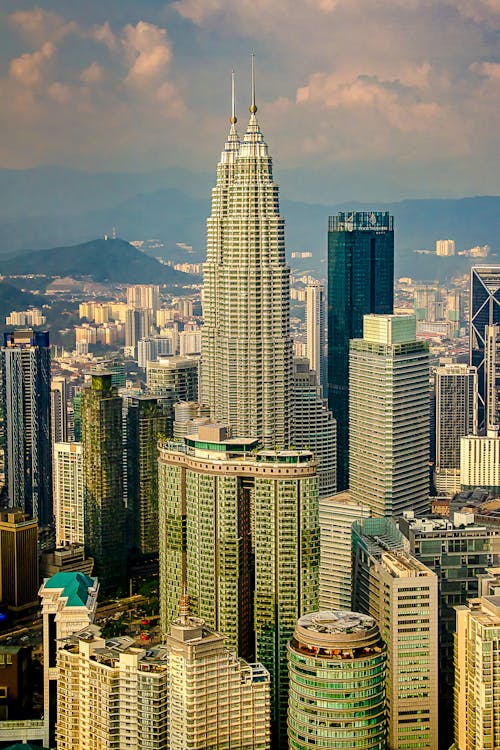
[305,282,327,390]
[454,596,500,750]
[146,354,199,401]
[349,314,429,517]
[470,266,500,426]
[158,425,319,746]
[51,376,68,444]
[53,442,84,547]
[1,329,52,525]
[485,323,500,432]
[81,373,125,592]
[434,364,477,495]
[291,357,336,497]
[352,517,439,750]
[327,211,394,490]
[201,64,292,447]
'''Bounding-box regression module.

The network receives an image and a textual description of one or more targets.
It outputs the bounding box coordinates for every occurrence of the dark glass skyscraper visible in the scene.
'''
[327,211,394,490]
[1,329,52,525]
[469,266,500,428]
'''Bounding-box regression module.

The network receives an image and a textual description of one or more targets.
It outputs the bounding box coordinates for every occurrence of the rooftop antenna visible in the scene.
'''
[250,52,257,115]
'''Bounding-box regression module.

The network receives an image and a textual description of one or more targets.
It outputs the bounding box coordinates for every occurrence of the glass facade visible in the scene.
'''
[287,611,386,750]
[327,212,394,490]
[469,266,500,426]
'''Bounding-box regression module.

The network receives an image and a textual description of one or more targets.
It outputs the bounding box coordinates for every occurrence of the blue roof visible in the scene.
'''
[44,572,95,607]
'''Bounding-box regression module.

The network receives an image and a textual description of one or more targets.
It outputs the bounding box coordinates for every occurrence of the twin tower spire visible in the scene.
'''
[224,54,266,160]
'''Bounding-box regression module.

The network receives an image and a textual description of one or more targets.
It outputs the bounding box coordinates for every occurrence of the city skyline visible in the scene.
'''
[0,1,499,203]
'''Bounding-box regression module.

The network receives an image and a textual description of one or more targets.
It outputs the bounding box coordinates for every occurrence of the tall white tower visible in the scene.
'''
[305,282,327,390]
[201,62,292,447]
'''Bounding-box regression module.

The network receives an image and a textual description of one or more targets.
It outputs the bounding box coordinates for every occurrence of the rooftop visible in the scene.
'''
[43,572,97,607]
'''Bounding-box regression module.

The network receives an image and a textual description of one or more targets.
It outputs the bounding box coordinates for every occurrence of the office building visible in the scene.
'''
[352,517,438,750]
[349,315,429,517]
[305,282,327,390]
[81,373,125,592]
[0,509,38,614]
[146,354,199,401]
[436,238,455,256]
[435,365,477,495]
[201,64,293,448]
[53,442,84,548]
[126,284,160,312]
[470,266,500,425]
[485,323,500,431]
[319,491,371,610]
[461,433,500,495]
[287,610,386,750]
[1,329,52,524]
[158,425,319,746]
[56,630,168,750]
[172,401,211,440]
[327,211,394,490]
[399,511,496,749]
[454,596,500,750]
[39,571,99,747]
[124,393,172,554]
[51,376,68,444]
[166,596,271,750]
[0,644,33,720]
[179,328,202,356]
[292,357,336,497]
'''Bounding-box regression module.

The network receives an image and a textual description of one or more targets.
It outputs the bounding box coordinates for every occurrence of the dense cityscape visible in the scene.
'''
[1,2,500,750]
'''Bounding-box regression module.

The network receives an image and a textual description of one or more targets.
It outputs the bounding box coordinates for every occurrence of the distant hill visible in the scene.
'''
[0,238,196,285]
[0,164,498,282]
[0,282,47,321]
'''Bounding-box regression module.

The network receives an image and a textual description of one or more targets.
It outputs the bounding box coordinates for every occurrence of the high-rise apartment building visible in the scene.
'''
[352,517,439,750]
[126,284,160,312]
[399,510,496,749]
[305,282,327,390]
[146,354,199,401]
[454,596,500,750]
[319,491,371,610]
[287,610,387,750]
[292,357,336,497]
[158,424,319,746]
[53,442,84,547]
[51,376,68,444]
[124,393,172,554]
[460,433,500,495]
[327,211,394,490]
[81,373,125,591]
[125,307,153,354]
[56,630,169,750]
[0,509,38,615]
[414,284,440,321]
[436,238,455,256]
[39,571,99,747]
[166,597,271,750]
[201,66,293,448]
[1,329,52,524]
[349,314,429,516]
[470,266,500,425]
[435,364,477,495]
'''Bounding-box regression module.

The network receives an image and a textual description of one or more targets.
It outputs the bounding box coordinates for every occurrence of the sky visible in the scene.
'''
[0,0,499,202]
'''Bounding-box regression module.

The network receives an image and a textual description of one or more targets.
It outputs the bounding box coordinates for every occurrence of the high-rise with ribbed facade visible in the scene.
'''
[201,64,292,447]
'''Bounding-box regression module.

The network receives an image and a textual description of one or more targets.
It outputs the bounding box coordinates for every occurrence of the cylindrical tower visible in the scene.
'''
[287,610,386,750]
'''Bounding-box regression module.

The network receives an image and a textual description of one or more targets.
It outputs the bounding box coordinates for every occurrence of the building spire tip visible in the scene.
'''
[230,69,237,125]
[250,52,257,114]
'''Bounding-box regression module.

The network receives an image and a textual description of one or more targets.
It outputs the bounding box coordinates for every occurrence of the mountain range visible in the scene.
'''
[1,167,499,280]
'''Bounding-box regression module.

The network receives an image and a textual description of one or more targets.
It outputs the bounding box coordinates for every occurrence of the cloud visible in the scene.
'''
[470,60,500,79]
[80,62,104,84]
[9,8,78,44]
[9,42,55,87]
[122,21,172,85]
[90,22,117,51]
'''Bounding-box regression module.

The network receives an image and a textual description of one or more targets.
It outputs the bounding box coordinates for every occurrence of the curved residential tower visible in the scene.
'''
[201,62,292,447]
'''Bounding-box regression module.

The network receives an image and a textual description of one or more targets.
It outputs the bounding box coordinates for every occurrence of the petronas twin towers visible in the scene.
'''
[201,62,292,446]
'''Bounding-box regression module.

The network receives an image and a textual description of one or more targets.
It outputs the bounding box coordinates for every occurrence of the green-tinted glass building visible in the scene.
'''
[81,373,126,592]
[327,212,394,490]
[158,425,319,749]
[287,610,387,750]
